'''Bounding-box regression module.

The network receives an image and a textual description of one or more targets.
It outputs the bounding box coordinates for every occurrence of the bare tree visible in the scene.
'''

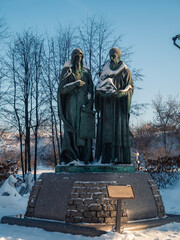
[42,39,58,166]
[0,16,9,117]
[31,34,44,180]
[132,123,156,159]
[15,31,34,173]
[1,43,25,179]
[152,94,180,155]
[42,25,76,166]
[12,48,25,179]
[78,16,98,74]
[2,30,46,179]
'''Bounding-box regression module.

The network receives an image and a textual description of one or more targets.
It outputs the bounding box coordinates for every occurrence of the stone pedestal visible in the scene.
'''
[25,167,165,225]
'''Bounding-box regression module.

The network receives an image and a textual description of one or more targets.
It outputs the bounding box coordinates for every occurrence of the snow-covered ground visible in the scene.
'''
[0,168,180,240]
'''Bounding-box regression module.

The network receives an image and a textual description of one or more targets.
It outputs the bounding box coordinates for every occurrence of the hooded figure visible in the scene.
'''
[57,48,94,164]
[95,47,134,164]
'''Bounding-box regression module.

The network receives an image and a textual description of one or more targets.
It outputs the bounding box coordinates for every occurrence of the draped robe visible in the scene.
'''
[57,61,93,164]
[95,61,134,164]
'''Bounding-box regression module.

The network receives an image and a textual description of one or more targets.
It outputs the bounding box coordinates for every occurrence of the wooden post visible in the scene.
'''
[116,199,122,233]
[107,185,135,234]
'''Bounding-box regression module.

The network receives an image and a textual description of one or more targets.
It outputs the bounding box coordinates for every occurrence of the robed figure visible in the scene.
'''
[95,47,134,164]
[57,48,94,164]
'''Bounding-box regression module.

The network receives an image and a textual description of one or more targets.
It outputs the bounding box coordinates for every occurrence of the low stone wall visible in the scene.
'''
[65,181,127,224]
[25,180,43,218]
[148,179,165,218]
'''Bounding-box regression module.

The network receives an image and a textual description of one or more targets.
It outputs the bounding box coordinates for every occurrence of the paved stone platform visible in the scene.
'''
[2,214,180,236]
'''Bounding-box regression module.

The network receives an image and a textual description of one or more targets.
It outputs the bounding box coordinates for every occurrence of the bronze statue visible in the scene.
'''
[57,48,94,164]
[95,47,134,164]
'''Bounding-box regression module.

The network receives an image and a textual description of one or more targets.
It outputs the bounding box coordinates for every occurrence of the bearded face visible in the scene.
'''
[110,52,120,68]
[73,53,82,67]
[71,48,83,69]
[109,48,121,70]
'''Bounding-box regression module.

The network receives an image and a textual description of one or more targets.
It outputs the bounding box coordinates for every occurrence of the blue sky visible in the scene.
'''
[0,0,180,125]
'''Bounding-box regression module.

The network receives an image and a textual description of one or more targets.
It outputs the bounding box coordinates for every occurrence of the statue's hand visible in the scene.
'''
[114,90,126,98]
[76,80,85,87]
[81,105,86,112]
[81,104,93,113]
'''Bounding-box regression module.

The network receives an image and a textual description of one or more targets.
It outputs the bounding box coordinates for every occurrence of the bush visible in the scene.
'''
[145,155,180,188]
[0,150,21,186]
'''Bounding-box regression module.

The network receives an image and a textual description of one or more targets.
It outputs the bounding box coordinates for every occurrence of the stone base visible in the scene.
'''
[24,170,165,224]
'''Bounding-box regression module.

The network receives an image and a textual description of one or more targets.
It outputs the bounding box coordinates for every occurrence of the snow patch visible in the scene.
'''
[63,60,88,69]
[160,177,180,214]
[96,61,128,93]
[0,175,20,198]
[60,160,85,166]
[63,80,83,88]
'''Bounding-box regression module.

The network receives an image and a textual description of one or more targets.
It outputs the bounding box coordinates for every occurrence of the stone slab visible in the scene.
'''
[55,165,136,173]
[1,215,106,237]
[2,214,180,235]
[33,172,158,221]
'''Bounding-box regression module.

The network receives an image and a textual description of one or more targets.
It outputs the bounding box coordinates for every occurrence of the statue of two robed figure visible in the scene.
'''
[57,47,134,165]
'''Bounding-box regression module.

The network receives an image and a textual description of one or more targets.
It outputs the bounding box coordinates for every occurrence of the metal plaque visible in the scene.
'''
[107,185,135,199]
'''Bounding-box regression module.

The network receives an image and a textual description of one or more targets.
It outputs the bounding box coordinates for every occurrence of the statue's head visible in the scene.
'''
[109,47,121,68]
[71,48,83,67]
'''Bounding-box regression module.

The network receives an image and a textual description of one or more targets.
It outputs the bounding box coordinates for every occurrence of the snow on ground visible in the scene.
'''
[1,223,179,240]
[0,175,29,220]
[161,177,180,215]
[0,169,180,240]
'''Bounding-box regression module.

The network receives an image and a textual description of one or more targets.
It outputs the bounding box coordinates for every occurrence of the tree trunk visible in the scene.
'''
[25,95,31,172]
[51,112,57,166]
[50,102,57,166]
[34,71,39,181]
[53,110,61,164]
[19,131,25,180]
[34,127,38,181]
